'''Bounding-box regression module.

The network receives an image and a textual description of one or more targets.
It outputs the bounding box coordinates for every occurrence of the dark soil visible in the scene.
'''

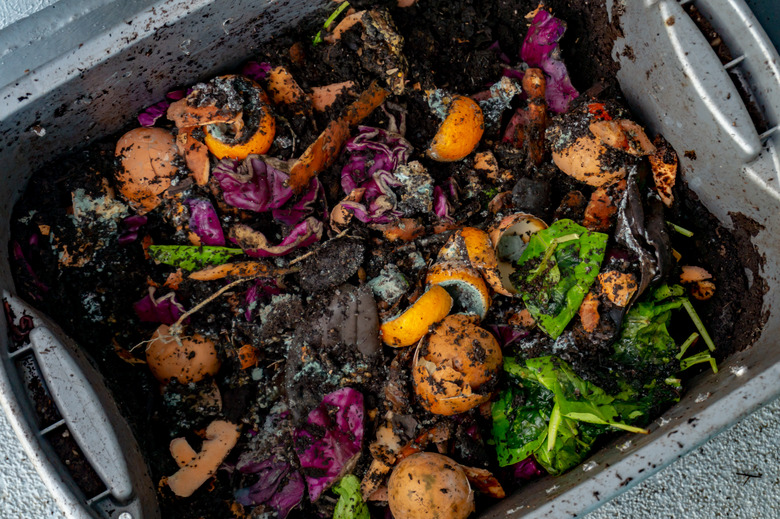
[5,1,767,518]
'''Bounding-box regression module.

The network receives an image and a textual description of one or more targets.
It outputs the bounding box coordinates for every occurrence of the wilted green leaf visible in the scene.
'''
[333,475,370,519]
[147,245,244,272]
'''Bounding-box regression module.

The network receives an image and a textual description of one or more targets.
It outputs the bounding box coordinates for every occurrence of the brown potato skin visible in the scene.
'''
[388,452,474,519]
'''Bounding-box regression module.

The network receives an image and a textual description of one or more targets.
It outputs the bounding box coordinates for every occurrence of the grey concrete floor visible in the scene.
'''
[2,2,780,518]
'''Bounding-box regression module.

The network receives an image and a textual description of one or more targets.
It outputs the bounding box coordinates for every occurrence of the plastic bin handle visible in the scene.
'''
[29,326,134,503]
[648,0,762,161]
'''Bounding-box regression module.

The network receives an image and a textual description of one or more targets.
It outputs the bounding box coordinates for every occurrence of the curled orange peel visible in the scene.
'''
[380,284,453,347]
[426,94,484,162]
[426,261,491,319]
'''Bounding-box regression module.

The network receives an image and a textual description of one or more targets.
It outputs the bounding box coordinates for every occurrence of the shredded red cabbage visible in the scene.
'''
[11,241,48,295]
[338,126,412,224]
[242,61,272,82]
[520,9,579,113]
[511,456,545,480]
[186,199,225,246]
[235,457,304,518]
[133,288,186,325]
[213,157,293,213]
[137,89,187,127]
[294,388,364,502]
[486,324,529,349]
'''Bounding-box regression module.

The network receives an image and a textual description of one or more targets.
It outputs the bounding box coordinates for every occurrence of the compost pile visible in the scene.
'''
[7,1,757,518]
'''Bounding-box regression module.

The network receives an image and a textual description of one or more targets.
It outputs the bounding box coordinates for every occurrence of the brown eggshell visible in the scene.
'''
[146,324,221,384]
[552,134,626,187]
[413,314,502,415]
[388,452,474,519]
[115,128,179,214]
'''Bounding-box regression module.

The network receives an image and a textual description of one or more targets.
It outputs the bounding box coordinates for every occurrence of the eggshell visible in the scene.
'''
[388,452,474,519]
[115,128,179,214]
[146,324,221,384]
[413,314,502,415]
[552,134,626,187]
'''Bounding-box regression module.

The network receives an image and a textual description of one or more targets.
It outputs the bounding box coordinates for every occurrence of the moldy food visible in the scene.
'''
[7,1,754,518]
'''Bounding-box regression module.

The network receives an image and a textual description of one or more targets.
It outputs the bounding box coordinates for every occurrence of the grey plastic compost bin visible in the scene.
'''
[0,0,778,518]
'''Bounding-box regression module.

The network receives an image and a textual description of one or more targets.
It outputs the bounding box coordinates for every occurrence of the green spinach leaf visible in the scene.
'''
[512,219,608,338]
[333,475,370,519]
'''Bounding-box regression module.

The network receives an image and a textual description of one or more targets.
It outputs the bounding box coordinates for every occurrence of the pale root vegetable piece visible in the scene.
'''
[266,66,306,106]
[361,458,393,500]
[115,128,179,214]
[380,285,453,347]
[188,261,274,281]
[426,261,491,319]
[330,187,366,230]
[552,134,627,187]
[376,217,425,242]
[146,324,221,384]
[597,271,638,307]
[427,94,485,162]
[170,437,198,468]
[507,308,535,328]
[176,127,210,185]
[691,279,716,301]
[413,314,502,415]
[388,453,474,519]
[473,151,500,181]
[680,265,713,283]
[579,291,601,333]
[460,465,506,499]
[649,134,678,207]
[583,179,627,232]
[310,81,356,111]
[166,420,241,497]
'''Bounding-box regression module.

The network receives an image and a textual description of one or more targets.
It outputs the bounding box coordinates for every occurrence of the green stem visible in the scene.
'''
[313,1,351,45]
[675,332,700,360]
[547,403,562,452]
[527,234,580,283]
[680,351,718,374]
[666,221,694,237]
[610,422,649,434]
[682,299,716,351]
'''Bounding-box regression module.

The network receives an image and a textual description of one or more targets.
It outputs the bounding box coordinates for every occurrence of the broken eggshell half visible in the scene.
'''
[146,324,221,384]
[114,127,180,214]
[412,314,502,416]
[488,213,548,295]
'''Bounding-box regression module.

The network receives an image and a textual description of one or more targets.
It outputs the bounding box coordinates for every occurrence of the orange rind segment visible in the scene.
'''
[426,261,491,319]
[203,102,276,159]
[439,227,511,297]
[380,284,453,347]
[426,94,484,162]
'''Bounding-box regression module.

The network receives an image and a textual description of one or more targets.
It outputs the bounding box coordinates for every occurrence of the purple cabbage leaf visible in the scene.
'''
[294,388,364,502]
[235,457,304,518]
[133,287,186,325]
[520,9,579,113]
[186,199,225,246]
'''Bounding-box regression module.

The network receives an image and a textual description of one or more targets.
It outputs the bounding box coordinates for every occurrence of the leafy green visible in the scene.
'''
[512,219,608,339]
[612,284,717,376]
[493,356,646,474]
[147,245,244,272]
[332,475,370,519]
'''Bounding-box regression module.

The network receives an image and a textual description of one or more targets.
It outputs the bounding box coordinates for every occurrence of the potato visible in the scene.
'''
[388,452,474,519]
[146,324,221,384]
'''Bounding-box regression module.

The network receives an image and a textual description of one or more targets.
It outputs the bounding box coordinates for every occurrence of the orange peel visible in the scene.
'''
[203,103,276,159]
[426,93,484,162]
[439,227,510,297]
[380,284,453,347]
[426,261,491,319]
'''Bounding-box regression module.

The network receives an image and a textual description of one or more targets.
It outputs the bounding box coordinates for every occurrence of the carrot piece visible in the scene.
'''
[288,81,389,193]
[237,344,258,369]
[266,66,306,106]
[310,81,356,112]
[579,291,600,333]
[522,68,547,166]
[189,261,273,281]
[583,179,626,232]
